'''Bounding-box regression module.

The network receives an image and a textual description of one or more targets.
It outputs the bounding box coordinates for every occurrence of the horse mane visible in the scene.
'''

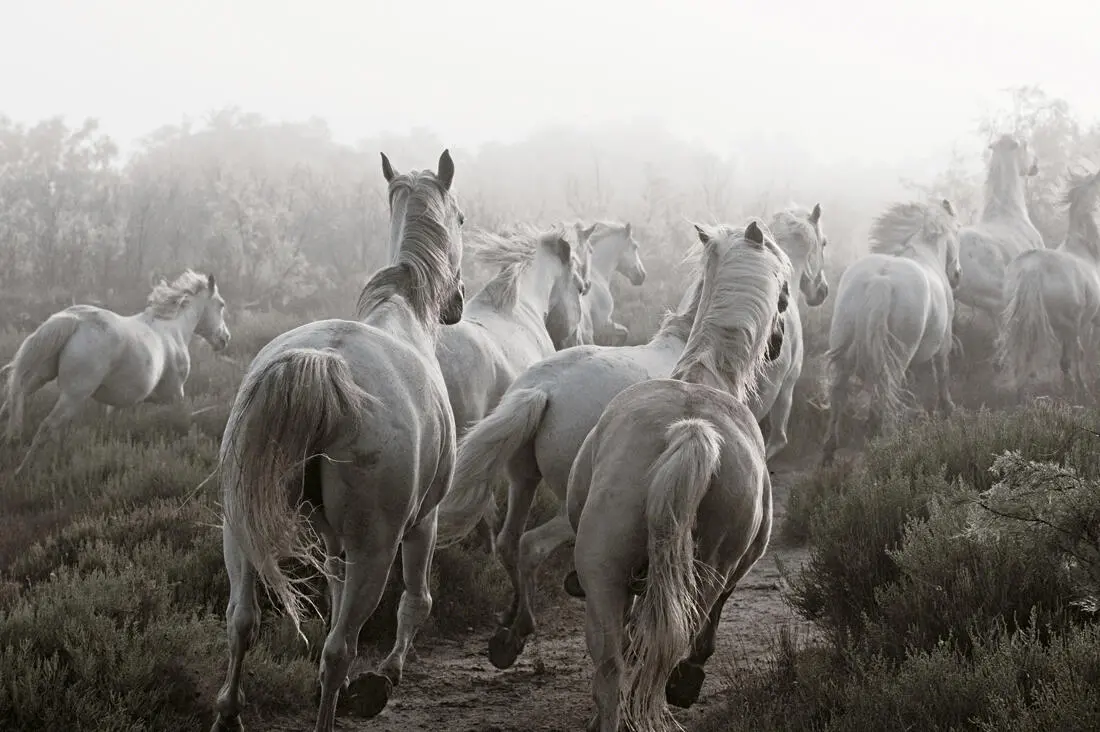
[671,223,792,402]
[588,221,628,245]
[468,223,564,311]
[868,201,955,257]
[982,134,1028,218]
[355,170,455,322]
[1061,168,1100,260]
[146,269,213,319]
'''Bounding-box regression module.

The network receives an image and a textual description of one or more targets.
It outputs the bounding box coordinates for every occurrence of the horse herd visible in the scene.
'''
[1,137,1098,732]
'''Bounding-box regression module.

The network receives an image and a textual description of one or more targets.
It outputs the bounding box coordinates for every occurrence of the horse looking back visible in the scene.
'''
[566,220,790,732]
[955,134,1043,322]
[2,270,230,477]
[995,168,1100,398]
[210,150,465,732]
[821,199,962,465]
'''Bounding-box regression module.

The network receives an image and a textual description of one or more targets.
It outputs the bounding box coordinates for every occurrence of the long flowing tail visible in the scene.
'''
[622,417,722,732]
[828,277,909,426]
[995,264,1056,392]
[435,386,550,547]
[220,346,376,634]
[5,313,82,440]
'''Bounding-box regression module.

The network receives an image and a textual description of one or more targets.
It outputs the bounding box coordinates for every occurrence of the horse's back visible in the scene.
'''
[571,379,765,564]
[1007,249,1100,327]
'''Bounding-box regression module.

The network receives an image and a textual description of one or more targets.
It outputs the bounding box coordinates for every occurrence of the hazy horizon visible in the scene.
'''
[5,0,1098,177]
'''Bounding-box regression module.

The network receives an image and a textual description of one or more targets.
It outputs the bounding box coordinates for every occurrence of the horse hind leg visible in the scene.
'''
[12,391,87,478]
[763,377,797,462]
[820,363,851,466]
[494,453,542,629]
[611,321,630,346]
[489,505,575,670]
[211,528,262,732]
[581,580,630,732]
[339,510,437,720]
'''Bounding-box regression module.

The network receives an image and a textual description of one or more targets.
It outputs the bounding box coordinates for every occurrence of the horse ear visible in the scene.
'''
[745,220,765,246]
[1027,161,1040,176]
[623,222,632,237]
[380,152,396,183]
[942,199,957,217]
[437,149,455,190]
[207,273,216,291]
[580,223,597,241]
[553,234,572,265]
[693,223,710,244]
[810,203,822,224]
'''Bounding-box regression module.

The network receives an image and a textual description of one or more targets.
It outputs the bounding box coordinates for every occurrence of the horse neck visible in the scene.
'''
[515,252,559,317]
[589,235,624,278]
[147,302,201,347]
[982,156,1029,221]
[904,242,950,281]
[363,297,435,353]
[671,334,753,402]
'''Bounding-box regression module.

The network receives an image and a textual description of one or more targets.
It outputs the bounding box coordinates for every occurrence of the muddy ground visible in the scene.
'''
[267,454,826,732]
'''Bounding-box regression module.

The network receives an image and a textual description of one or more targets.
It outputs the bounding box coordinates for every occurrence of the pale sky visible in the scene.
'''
[2,0,1097,168]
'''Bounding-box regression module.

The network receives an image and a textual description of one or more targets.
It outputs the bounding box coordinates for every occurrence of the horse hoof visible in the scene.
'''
[666,661,706,708]
[563,571,586,598]
[487,626,523,670]
[210,715,244,732]
[338,672,393,719]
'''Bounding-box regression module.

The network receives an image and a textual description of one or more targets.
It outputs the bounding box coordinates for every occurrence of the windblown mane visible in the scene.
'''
[466,224,564,311]
[868,202,954,257]
[671,223,792,402]
[355,170,455,322]
[587,221,628,246]
[1061,168,1100,260]
[146,269,212,319]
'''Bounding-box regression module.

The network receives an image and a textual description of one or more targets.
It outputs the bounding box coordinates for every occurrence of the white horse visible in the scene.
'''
[210,150,465,732]
[821,199,962,465]
[581,221,648,345]
[995,168,1100,399]
[566,219,790,732]
[1,270,230,477]
[749,204,830,460]
[436,224,588,551]
[545,222,595,349]
[955,134,1043,324]
[433,218,789,670]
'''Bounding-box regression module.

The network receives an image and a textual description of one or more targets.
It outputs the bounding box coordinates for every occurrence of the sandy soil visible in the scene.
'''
[265,457,823,732]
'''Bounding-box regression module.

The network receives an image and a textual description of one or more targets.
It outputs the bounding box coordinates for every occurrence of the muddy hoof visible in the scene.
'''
[210,714,244,732]
[487,626,524,670]
[338,672,393,719]
[563,570,585,598]
[666,661,706,708]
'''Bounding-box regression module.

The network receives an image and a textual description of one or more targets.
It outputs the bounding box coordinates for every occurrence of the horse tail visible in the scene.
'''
[435,387,550,547]
[995,263,1055,391]
[831,276,908,424]
[220,346,376,635]
[622,417,722,732]
[5,313,82,439]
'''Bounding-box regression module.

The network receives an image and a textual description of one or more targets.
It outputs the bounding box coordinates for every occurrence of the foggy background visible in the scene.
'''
[2,0,1099,335]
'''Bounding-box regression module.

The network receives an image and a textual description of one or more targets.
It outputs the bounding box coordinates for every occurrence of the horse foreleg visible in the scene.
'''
[12,393,84,478]
[374,509,436,690]
[610,322,630,346]
[1069,335,1092,404]
[211,528,261,732]
[489,507,575,670]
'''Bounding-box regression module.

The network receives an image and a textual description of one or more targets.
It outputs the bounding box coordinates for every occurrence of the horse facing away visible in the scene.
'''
[545,221,595,349]
[210,150,465,732]
[995,168,1100,399]
[580,221,648,345]
[749,204,830,460]
[566,220,791,732]
[1,270,230,477]
[954,134,1043,325]
[821,199,962,466]
[435,223,588,552]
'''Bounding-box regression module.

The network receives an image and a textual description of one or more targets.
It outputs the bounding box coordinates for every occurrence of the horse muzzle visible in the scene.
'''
[805,280,829,307]
[765,320,785,362]
[209,329,231,352]
[440,283,465,326]
[628,267,647,286]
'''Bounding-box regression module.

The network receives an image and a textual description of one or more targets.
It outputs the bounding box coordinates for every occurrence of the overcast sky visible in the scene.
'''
[2,0,1097,167]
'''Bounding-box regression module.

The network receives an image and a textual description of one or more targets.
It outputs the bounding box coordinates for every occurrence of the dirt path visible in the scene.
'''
[268,460,819,732]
